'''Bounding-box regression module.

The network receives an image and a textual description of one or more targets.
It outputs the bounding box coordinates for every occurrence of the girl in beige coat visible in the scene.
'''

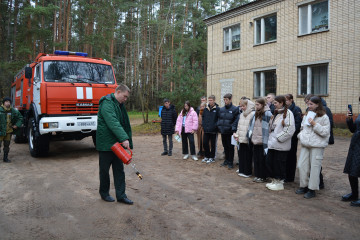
[296,96,330,199]
[234,99,255,177]
[266,95,295,191]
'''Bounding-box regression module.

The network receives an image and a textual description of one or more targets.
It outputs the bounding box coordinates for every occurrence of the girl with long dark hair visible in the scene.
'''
[296,96,330,199]
[247,98,272,182]
[175,101,199,160]
[266,95,295,191]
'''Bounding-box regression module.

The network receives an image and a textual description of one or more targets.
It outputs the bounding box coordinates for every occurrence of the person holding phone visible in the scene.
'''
[342,96,360,207]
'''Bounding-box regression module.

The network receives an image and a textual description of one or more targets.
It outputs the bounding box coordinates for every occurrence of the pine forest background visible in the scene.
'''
[0,0,249,121]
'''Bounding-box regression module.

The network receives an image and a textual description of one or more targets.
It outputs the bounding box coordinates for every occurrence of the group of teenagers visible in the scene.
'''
[160,93,360,206]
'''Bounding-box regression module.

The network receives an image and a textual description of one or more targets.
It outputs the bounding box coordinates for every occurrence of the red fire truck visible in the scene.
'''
[11,51,117,157]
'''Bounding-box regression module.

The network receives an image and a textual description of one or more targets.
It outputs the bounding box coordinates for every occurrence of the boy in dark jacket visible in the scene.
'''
[217,93,240,169]
[160,99,177,156]
[202,95,219,163]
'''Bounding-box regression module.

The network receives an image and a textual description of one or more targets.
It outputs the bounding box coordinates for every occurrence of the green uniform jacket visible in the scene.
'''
[96,93,133,151]
[0,106,23,136]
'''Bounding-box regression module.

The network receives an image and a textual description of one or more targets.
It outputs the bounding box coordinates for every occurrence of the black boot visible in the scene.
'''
[304,190,316,199]
[3,153,11,163]
[343,175,359,202]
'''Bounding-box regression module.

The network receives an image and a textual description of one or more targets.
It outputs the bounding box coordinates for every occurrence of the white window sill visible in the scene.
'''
[253,40,277,47]
[298,29,329,37]
[223,48,240,53]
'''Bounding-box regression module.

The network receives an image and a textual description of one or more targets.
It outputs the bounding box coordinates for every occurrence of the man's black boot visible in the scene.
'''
[3,153,11,163]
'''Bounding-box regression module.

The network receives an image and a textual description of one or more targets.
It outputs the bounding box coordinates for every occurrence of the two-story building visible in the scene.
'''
[204,0,359,125]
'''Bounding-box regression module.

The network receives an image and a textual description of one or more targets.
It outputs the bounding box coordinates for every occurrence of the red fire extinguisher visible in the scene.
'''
[111,142,143,180]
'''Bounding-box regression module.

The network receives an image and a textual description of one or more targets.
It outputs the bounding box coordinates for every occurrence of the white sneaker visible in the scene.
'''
[236,169,239,173]
[266,179,275,188]
[192,155,198,161]
[202,157,209,163]
[238,173,251,178]
[206,158,215,164]
[183,154,189,160]
[268,180,284,191]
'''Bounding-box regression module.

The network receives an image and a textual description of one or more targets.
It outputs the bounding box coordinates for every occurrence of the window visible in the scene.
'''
[254,70,276,97]
[223,24,240,51]
[299,0,329,35]
[297,64,328,95]
[254,15,277,45]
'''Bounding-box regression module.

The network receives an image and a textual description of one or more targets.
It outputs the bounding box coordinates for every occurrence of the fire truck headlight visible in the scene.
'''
[43,122,59,129]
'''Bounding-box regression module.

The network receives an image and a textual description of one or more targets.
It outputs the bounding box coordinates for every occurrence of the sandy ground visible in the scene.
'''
[0,132,359,240]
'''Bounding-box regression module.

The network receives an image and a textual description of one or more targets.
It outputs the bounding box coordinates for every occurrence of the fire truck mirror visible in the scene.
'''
[25,67,32,79]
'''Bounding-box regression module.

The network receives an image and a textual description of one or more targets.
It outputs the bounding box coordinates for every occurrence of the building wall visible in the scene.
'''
[206,0,360,121]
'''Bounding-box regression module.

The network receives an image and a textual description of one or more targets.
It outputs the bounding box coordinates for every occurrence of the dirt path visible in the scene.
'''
[0,134,358,240]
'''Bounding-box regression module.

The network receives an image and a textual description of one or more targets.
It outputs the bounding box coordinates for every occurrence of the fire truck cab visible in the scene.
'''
[11,51,117,157]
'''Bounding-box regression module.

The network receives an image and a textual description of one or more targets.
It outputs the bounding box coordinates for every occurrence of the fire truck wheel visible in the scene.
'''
[28,118,50,157]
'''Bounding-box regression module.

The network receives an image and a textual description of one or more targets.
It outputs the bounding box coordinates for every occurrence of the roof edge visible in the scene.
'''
[204,0,283,26]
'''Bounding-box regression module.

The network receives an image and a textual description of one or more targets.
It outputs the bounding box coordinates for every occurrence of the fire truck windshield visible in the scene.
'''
[43,61,115,84]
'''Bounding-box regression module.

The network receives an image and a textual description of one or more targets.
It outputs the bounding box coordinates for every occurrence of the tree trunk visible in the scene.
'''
[64,0,71,51]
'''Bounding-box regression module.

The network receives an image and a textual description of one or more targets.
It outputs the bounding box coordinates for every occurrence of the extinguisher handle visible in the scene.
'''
[121,142,132,157]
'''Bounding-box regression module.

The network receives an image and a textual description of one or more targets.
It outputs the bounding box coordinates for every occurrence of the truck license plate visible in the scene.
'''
[77,121,96,127]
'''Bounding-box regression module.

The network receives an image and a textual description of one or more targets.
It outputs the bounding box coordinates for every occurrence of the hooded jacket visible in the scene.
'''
[234,100,255,144]
[247,105,272,154]
[268,109,295,151]
[202,103,220,133]
[175,107,198,135]
[96,93,133,151]
[161,104,177,135]
[0,105,23,137]
[298,113,330,148]
[217,102,240,134]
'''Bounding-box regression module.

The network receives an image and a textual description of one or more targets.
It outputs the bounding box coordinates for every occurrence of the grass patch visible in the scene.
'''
[132,122,161,135]
[333,127,352,138]
[128,111,160,121]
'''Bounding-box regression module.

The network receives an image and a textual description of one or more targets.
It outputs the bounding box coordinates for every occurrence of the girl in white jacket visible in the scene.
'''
[266,95,295,191]
[233,99,255,177]
[296,96,330,199]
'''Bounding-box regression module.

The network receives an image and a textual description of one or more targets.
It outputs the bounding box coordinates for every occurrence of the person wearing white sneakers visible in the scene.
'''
[296,96,330,199]
[175,101,199,161]
[266,95,295,191]
[233,99,255,178]
[247,98,272,183]
[202,95,220,164]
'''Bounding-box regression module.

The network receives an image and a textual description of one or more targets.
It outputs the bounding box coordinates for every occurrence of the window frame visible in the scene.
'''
[253,14,277,46]
[223,23,241,52]
[253,69,277,98]
[298,0,330,36]
[297,63,329,96]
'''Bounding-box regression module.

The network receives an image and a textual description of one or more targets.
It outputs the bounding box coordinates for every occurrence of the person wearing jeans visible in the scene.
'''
[175,101,198,161]
[202,95,220,164]
[160,99,177,156]
[217,93,240,169]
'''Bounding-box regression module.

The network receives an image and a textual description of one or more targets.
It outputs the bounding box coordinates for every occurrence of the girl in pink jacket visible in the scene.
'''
[175,101,199,160]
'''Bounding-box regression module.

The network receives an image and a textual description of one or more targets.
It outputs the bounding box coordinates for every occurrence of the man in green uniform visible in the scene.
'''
[0,97,23,163]
[96,84,134,205]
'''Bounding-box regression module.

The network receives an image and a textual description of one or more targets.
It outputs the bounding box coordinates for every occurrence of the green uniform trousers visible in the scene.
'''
[0,133,12,154]
[99,151,127,200]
